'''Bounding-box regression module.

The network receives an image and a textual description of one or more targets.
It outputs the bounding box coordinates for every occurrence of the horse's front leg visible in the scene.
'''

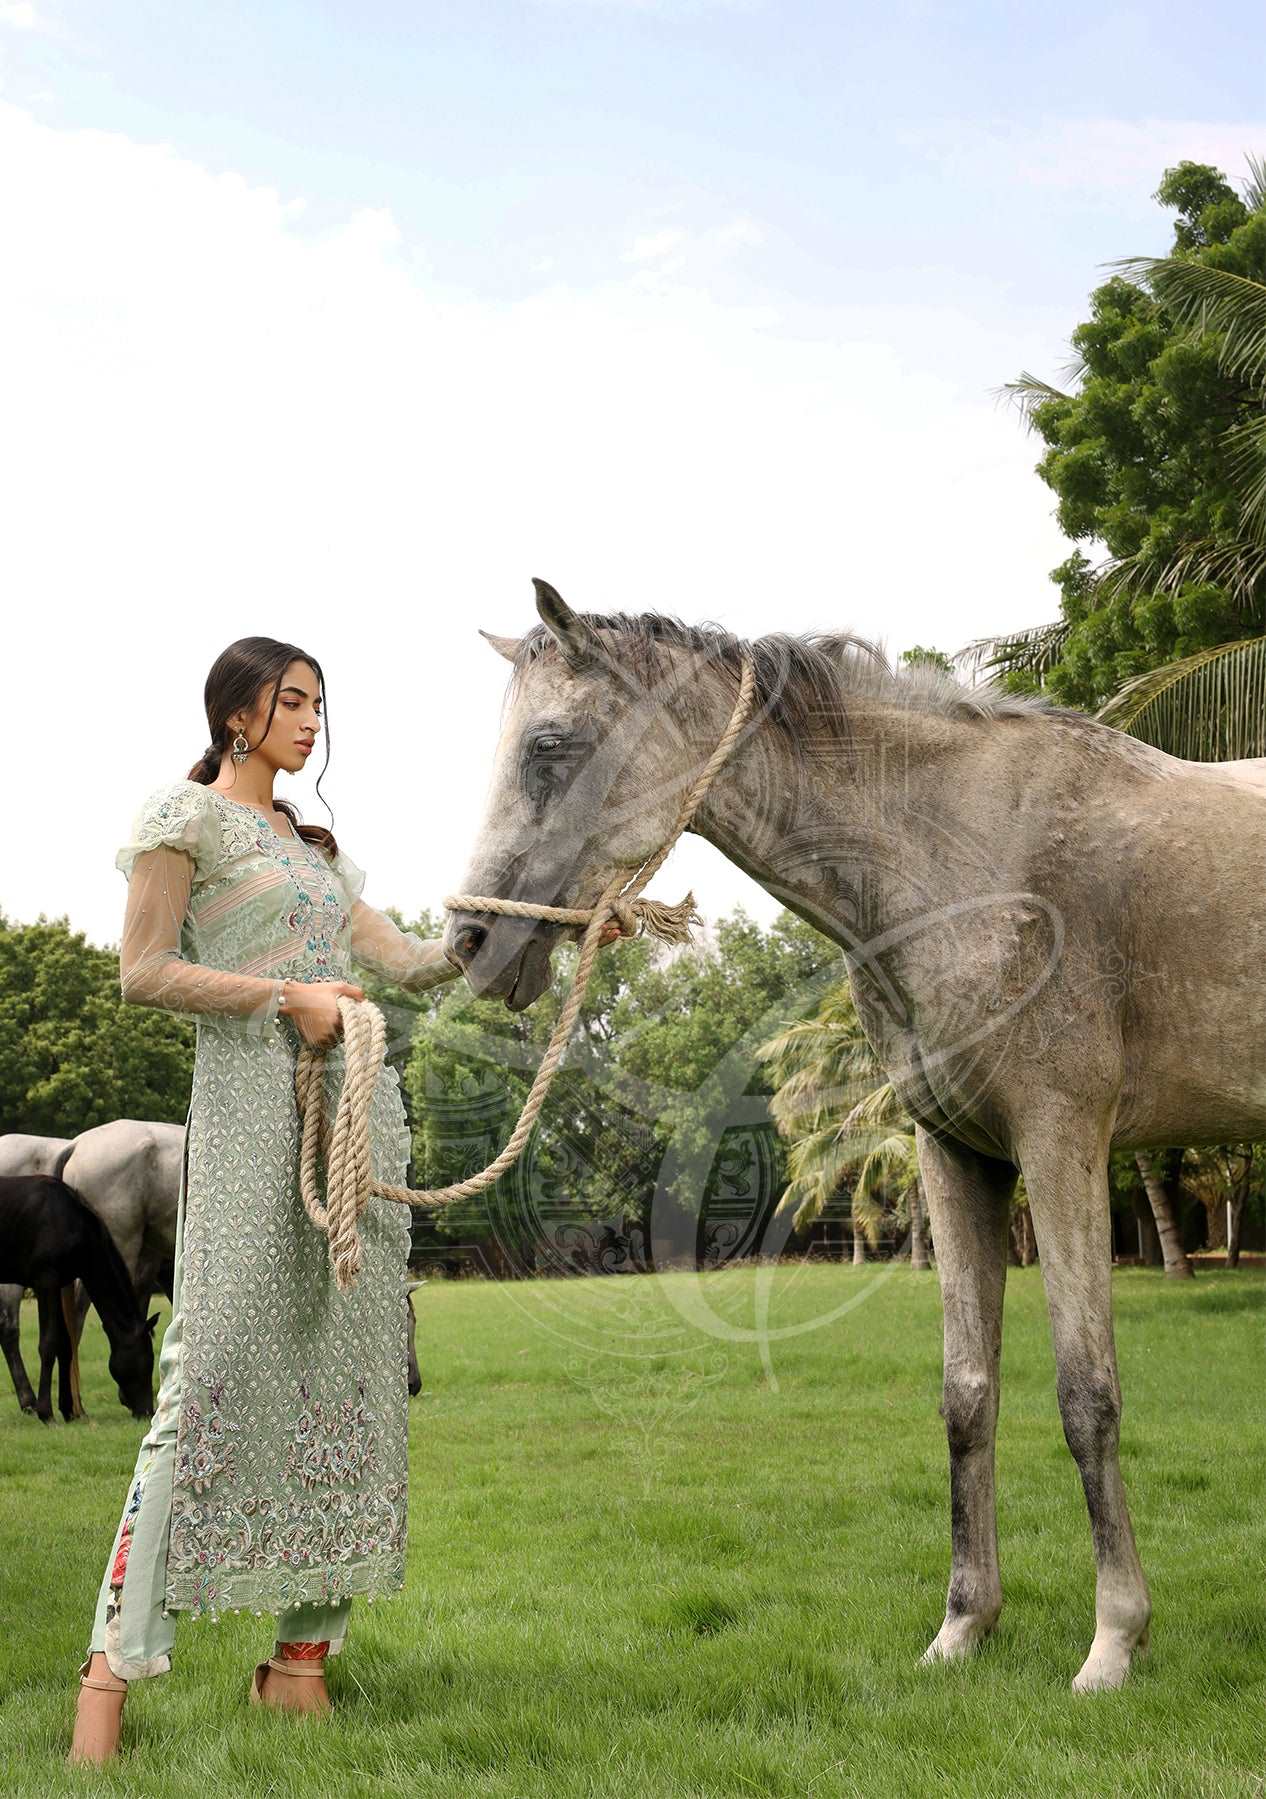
[1019,1106,1151,1691]
[34,1288,58,1423]
[0,1289,37,1414]
[915,1123,1016,1664]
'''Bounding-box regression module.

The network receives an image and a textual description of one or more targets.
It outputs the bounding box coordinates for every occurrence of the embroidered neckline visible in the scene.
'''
[204,788,303,846]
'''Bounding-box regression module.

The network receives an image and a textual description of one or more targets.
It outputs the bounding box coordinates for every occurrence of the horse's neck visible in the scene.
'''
[693,699,994,947]
[76,1219,139,1337]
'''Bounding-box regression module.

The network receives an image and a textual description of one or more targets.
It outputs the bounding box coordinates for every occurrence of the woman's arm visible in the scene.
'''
[119,844,284,1035]
[348,898,464,994]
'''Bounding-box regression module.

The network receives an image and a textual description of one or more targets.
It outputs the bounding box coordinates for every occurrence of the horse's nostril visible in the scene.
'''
[453,923,487,965]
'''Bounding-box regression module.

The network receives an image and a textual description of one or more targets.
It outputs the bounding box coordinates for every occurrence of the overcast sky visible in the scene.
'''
[3,1,1262,950]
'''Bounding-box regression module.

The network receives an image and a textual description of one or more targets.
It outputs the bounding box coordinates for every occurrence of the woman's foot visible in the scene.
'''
[68,1653,127,1766]
[251,1656,331,1714]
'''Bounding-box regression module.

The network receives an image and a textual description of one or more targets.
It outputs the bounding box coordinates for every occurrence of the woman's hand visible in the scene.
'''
[597,919,625,947]
[280,979,365,1049]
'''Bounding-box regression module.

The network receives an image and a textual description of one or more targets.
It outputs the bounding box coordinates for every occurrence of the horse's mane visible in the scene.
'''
[508,610,1090,751]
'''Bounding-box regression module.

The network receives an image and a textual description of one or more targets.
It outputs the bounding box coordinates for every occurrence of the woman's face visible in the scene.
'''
[233,659,322,775]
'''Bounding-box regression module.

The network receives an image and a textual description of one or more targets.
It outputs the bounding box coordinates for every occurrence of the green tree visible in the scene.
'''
[0,911,194,1135]
[975,157,1266,758]
[405,907,839,1272]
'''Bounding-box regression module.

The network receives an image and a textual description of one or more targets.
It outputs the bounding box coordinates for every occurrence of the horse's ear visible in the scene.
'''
[478,628,520,663]
[532,577,599,672]
[147,1313,160,1334]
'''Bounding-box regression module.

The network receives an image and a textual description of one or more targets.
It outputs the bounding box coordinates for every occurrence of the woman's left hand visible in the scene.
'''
[597,919,625,946]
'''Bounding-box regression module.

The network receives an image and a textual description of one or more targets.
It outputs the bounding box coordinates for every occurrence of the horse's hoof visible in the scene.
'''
[1071,1634,1139,1692]
[920,1612,997,1664]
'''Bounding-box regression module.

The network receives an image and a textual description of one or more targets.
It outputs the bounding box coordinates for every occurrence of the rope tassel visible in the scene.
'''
[625,891,700,944]
[294,652,757,1291]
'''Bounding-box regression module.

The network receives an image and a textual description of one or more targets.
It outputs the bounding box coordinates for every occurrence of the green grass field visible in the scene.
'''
[0,1261,1262,1797]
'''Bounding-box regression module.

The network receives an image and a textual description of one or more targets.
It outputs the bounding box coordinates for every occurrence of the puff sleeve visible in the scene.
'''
[115,779,221,885]
[116,782,283,1036]
[328,847,463,994]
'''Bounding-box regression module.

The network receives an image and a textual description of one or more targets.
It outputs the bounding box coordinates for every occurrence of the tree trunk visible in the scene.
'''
[1134,1150,1194,1279]
[1009,1203,1037,1266]
[1132,1189,1163,1265]
[851,1219,866,1265]
[909,1180,930,1271]
[1225,1148,1253,1270]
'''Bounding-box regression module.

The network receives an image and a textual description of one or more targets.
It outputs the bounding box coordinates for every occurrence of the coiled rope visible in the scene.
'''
[294,651,757,1291]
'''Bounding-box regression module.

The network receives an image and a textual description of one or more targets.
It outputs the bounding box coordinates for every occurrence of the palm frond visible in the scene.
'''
[1094,536,1266,612]
[1096,634,1266,759]
[840,1081,906,1133]
[994,370,1073,431]
[1221,411,1266,537]
[1112,255,1266,387]
[951,620,1071,685]
[1241,153,1266,216]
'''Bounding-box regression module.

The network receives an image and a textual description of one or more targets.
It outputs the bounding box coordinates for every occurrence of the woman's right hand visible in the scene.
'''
[280,979,366,1048]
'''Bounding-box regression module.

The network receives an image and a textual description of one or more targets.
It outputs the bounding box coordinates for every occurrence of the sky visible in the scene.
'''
[3,0,1263,949]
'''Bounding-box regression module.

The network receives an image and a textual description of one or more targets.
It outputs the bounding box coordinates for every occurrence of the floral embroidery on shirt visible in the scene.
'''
[175,1375,240,1495]
[285,1376,380,1491]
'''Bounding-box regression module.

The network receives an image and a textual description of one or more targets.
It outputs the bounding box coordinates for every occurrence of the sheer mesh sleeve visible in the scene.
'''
[119,845,284,1035]
[327,847,461,994]
[118,833,282,1040]
[347,898,463,993]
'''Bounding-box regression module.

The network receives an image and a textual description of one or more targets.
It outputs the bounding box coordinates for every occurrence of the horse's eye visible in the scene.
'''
[524,734,590,812]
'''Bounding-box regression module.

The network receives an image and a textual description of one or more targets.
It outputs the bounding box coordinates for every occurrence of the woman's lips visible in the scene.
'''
[296,742,313,754]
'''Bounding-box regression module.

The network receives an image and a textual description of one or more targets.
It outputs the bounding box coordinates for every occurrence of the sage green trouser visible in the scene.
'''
[84,1174,351,1679]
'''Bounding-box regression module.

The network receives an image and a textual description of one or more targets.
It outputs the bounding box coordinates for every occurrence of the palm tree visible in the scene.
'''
[976,190,1266,760]
[755,986,931,1268]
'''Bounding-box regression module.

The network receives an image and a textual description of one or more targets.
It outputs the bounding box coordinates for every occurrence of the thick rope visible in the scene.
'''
[295,651,757,1291]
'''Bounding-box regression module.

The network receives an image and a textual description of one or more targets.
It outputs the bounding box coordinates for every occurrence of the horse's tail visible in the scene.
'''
[60,1284,83,1418]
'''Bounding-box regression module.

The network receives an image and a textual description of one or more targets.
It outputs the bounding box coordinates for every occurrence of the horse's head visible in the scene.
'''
[109,1313,158,1419]
[443,580,740,1010]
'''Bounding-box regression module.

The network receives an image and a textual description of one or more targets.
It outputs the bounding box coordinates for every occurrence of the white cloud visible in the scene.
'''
[624,226,689,263]
[0,101,1065,946]
[622,215,764,274]
[0,1,42,27]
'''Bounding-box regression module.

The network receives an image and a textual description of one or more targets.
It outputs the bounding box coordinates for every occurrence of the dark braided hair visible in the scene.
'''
[187,636,338,859]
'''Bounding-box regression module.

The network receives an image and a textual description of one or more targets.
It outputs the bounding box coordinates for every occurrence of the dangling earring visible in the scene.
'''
[231,727,250,766]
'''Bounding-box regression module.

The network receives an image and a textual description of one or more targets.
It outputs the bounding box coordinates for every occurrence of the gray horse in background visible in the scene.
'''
[442,580,1266,1692]
[0,1123,179,1411]
[1,1126,425,1409]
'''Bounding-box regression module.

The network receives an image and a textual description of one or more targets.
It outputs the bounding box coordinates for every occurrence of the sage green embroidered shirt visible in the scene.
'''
[116,778,461,1617]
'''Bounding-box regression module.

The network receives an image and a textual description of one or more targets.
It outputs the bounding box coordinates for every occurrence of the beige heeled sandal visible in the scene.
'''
[68,1660,128,1766]
[250,1655,330,1712]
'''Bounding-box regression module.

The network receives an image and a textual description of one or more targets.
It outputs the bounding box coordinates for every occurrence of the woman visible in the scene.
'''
[69,634,580,1764]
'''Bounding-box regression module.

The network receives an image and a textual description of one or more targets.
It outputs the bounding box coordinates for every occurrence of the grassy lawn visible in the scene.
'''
[0,1260,1262,1797]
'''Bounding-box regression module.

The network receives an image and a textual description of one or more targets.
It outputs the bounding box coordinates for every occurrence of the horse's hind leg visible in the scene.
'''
[916,1124,1016,1665]
[1019,1109,1151,1691]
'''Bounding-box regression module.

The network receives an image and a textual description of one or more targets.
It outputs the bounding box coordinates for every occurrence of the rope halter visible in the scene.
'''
[294,649,758,1291]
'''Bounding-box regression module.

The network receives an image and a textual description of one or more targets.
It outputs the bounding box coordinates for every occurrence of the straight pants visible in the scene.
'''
[84,1153,351,1678]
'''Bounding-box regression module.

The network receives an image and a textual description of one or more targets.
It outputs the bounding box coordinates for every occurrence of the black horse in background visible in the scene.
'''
[0,1176,157,1422]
